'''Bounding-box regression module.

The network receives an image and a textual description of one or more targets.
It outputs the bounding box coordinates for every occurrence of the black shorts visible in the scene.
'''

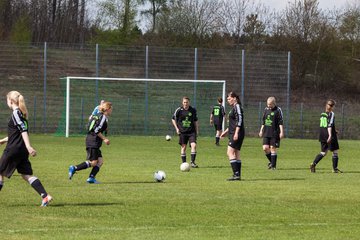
[228,134,244,150]
[213,123,222,131]
[0,149,33,178]
[263,137,280,148]
[320,140,339,152]
[178,132,197,146]
[86,148,102,161]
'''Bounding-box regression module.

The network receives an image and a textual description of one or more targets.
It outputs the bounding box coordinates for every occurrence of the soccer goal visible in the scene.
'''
[60,77,226,137]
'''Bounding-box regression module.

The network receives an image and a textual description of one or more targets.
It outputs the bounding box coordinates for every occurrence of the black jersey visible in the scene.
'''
[86,113,108,148]
[261,106,283,138]
[228,103,245,135]
[319,111,337,142]
[172,106,198,134]
[5,108,28,153]
[211,104,226,124]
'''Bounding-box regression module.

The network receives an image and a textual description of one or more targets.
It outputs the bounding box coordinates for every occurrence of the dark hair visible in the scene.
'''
[217,97,223,103]
[182,96,190,101]
[327,99,336,107]
[227,91,241,105]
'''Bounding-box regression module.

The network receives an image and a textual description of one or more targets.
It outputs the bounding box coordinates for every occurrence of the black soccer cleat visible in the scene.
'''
[227,175,241,181]
[310,163,316,173]
[332,168,343,173]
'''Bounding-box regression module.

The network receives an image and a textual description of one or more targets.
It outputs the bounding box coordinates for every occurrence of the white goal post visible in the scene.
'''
[65,76,226,137]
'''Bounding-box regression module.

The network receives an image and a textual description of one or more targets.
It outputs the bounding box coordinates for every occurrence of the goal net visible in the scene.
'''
[57,77,226,137]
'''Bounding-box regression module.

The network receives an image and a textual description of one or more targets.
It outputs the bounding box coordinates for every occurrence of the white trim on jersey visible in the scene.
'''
[94,115,107,134]
[12,108,27,132]
[235,104,243,127]
[328,111,335,127]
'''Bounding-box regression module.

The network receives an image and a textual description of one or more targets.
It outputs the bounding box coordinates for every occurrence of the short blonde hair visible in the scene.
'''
[267,96,276,104]
[99,101,112,112]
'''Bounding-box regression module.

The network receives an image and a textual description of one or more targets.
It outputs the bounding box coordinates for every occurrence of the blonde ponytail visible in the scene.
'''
[7,91,28,119]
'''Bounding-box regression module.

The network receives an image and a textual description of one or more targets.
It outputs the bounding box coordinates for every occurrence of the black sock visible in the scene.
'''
[0,181,3,191]
[30,178,47,198]
[271,153,277,168]
[191,152,196,163]
[76,161,90,171]
[266,153,271,162]
[236,160,242,177]
[230,159,237,175]
[332,155,339,169]
[89,166,100,178]
[181,154,186,163]
[313,154,324,165]
[215,137,220,144]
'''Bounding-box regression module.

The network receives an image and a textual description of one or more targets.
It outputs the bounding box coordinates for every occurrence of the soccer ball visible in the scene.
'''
[180,162,190,172]
[154,170,166,182]
[165,135,172,141]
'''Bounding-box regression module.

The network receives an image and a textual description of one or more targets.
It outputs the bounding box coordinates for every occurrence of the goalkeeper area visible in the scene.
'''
[59,77,226,137]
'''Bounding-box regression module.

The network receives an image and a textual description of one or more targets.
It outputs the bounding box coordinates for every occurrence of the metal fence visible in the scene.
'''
[0,42,358,139]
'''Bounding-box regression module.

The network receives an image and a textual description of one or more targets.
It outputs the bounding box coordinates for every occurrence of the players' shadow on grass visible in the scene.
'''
[278,167,312,171]
[50,202,124,207]
[340,171,360,174]
[310,170,358,174]
[244,177,306,182]
[199,165,229,169]
[101,181,167,184]
[8,202,124,207]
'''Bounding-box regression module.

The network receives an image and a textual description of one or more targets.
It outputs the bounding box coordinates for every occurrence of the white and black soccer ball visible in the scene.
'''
[165,135,172,141]
[180,162,190,172]
[154,170,166,182]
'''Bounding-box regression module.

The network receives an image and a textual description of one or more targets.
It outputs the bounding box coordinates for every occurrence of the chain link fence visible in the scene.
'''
[0,42,358,139]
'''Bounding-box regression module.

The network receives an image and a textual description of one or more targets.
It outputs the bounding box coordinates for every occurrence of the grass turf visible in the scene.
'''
[0,135,359,239]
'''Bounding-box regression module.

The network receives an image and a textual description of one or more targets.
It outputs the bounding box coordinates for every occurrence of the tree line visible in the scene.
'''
[0,0,359,100]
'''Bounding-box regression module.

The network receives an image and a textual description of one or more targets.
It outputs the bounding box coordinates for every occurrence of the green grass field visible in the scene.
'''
[0,135,359,240]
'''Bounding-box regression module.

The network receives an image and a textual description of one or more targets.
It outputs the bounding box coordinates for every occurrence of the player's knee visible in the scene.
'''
[90,160,98,167]
[227,151,235,159]
[26,176,38,184]
[97,158,104,167]
[270,146,277,151]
